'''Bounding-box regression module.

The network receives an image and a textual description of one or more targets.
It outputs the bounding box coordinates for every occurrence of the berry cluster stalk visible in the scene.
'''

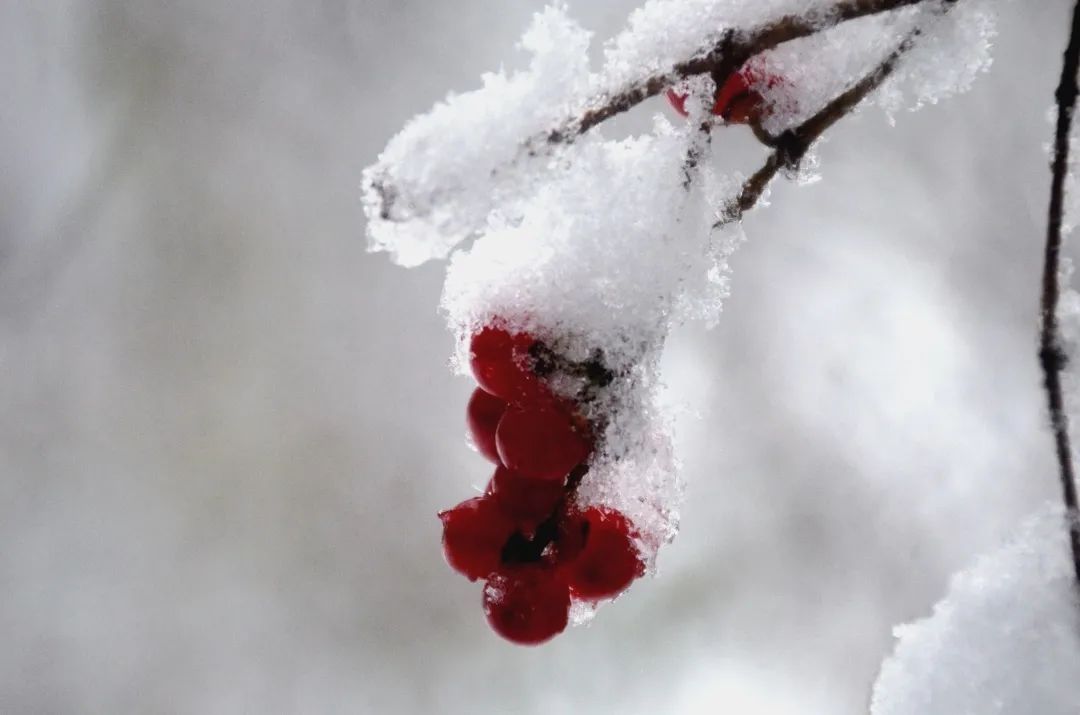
[1042,0,1080,588]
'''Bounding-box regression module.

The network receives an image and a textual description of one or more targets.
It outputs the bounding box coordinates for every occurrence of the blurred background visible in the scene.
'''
[0,0,1074,712]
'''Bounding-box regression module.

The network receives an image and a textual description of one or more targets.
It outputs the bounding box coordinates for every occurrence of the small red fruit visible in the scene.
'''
[466,388,507,464]
[483,566,570,645]
[469,326,545,403]
[438,496,516,582]
[666,63,783,124]
[490,465,565,526]
[495,404,591,481]
[562,507,645,600]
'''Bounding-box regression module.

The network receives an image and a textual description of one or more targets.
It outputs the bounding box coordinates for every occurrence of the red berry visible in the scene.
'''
[495,404,591,481]
[482,566,570,645]
[665,88,691,117]
[562,507,645,600]
[469,326,545,403]
[715,64,782,124]
[666,63,782,124]
[438,496,516,582]
[466,388,507,464]
[490,465,565,526]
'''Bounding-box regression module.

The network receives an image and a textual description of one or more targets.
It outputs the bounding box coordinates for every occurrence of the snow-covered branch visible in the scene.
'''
[362,0,973,266]
[716,18,934,226]
[551,0,934,141]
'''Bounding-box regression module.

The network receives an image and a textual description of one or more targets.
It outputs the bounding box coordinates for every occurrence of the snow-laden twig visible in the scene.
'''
[548,0,934,142]
[1041,0,1080,587]
[715,12,942,227]
[366,0,947,233]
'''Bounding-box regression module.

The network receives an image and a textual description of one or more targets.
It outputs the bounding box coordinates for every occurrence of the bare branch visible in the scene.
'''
[1041,0,1080,586]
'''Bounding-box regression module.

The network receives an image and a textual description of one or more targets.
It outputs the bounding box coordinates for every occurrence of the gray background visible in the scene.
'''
[0,1,1072,712]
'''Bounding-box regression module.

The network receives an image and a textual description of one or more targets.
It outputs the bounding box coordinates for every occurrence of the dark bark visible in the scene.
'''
[1041,0,1080,586]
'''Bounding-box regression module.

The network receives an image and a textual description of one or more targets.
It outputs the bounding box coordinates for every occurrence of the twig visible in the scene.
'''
[549,0,933,143]
[714,20,931,227]
[1041,0,1080,586]
[371,0,946,223]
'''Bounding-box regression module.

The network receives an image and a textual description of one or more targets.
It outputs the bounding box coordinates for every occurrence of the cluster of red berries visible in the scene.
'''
[667,61,783,124]
[439,325,646,645]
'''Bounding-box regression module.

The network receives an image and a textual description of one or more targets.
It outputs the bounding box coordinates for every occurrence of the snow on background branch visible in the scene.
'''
[871,507,1080,714]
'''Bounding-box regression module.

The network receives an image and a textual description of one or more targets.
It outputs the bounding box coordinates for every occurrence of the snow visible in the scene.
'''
[362,0,999,621]
[361,5,594,267]
[871,506,1080,715]
[601,0,828,88]
[363,0,997,267]
[441,122,739,554]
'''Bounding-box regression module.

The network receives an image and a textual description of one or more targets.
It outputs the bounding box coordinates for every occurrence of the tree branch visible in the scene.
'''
[1041,0,1080,587]
[714,18,932,227]
[369,0,954,238]
[548,0,934,144]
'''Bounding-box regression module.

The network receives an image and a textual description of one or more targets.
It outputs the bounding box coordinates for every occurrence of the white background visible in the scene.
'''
[0,1,1073,712]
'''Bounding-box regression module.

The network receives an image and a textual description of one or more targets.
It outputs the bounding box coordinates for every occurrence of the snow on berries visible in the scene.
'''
[365,0,999,646]
[440,325,649,644]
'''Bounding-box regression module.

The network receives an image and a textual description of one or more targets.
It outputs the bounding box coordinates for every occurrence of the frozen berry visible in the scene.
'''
[469,326,545,403]
[495,404,591,481]
[483,566,570,645]
[438,496,516,582]
[466,388,507,464]
[490,465,565,526]
[666,63,783,124]
[563,507,645,600]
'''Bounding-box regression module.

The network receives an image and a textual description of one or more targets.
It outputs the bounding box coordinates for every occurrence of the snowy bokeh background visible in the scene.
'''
[0,1,1075,712]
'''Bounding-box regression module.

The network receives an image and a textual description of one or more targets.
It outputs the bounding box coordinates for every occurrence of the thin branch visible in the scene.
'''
[370,0,946,223]
[551,0,932,143]
[1041,0,1080,586]
[714,20,929,227]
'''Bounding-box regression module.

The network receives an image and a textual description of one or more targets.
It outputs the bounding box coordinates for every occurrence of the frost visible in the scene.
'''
[361,5,593,266]
[871,506,1080,715]
[601,0,829,88]
[873,0,996,116]
[750,0,996,132]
